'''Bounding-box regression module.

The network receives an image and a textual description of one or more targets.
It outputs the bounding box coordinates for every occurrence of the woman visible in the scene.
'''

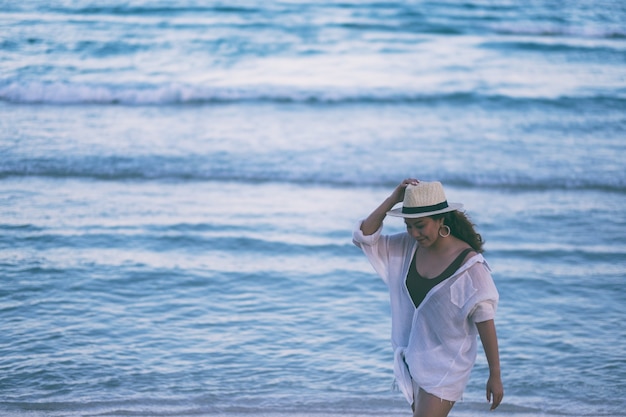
[352,179,503,417]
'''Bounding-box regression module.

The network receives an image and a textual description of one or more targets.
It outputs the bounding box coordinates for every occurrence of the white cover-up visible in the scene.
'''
[352,220,499,404]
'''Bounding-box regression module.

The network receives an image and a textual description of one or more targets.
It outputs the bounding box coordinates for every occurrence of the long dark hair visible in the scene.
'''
[432,210,484,253]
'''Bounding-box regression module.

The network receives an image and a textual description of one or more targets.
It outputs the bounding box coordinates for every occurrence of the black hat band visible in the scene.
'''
[402,201,449,214]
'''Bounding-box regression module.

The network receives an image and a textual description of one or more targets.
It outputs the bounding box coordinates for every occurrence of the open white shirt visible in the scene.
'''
[352,220,498,403]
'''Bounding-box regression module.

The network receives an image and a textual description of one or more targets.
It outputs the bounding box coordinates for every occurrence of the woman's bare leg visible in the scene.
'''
[413,387,455,417]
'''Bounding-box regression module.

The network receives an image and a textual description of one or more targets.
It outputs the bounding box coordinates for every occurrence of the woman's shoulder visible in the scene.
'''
[461,247,478,265]
[463,253,492,278]
[447,238,477,264]
[448,240,487,271]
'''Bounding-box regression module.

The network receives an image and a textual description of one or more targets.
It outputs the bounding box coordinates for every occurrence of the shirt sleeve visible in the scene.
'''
[352,219,384,247]
[470,301,496,323]
[352,220,392,286]
[465,261,499,323]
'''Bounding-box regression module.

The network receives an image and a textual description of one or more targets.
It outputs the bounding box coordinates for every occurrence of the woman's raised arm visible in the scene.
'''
[360,178,418,235]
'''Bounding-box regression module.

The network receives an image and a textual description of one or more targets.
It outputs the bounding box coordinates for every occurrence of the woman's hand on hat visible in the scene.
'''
[391,178,419,204]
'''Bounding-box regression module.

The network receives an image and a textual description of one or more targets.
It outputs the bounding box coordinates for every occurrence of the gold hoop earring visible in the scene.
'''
[439,225,451,238]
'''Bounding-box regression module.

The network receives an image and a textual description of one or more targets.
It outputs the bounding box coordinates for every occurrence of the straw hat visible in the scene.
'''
[387,181,463,218]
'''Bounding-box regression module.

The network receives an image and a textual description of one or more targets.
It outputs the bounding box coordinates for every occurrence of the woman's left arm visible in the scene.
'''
[476,319,504,410]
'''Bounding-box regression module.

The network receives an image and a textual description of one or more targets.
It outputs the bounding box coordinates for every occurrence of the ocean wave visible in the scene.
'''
[61,5,265,16]
[409,175,626,194]
[480,40,626,59]
[9,2,626,40]
[1,81,624,107]
[1,158,623,193]
[4,1,625,47]
[492,24,626,40]
[5,4,264,16]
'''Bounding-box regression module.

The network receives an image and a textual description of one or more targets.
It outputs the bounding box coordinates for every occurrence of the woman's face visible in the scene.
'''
[404,216,442,247]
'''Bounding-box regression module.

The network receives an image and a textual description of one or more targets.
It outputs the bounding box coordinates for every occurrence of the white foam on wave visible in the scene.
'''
[0,81,442,105]
[1,80,623,106]
[0,81,203,105]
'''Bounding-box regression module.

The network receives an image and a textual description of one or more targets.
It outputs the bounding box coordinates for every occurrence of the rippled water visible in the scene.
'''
[1,1,625,416]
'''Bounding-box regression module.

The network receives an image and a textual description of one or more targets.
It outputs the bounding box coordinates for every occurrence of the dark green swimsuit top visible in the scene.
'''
[406,247,474,309]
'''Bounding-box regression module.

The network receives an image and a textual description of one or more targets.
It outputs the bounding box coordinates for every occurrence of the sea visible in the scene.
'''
[1,1,625,416]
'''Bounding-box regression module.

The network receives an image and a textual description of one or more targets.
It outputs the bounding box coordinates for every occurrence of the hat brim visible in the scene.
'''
[386,203,463,218]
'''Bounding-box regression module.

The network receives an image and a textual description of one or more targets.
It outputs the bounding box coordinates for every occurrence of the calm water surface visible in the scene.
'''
[1,1,625,416]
